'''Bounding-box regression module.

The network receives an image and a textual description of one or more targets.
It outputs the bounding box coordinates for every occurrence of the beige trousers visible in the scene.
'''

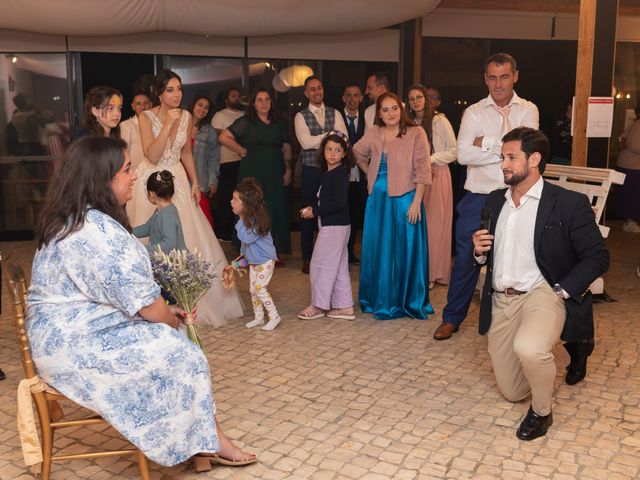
[488,282,566,416]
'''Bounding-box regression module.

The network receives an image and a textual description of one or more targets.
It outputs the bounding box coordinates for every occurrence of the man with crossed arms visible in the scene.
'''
[434,52,539,341]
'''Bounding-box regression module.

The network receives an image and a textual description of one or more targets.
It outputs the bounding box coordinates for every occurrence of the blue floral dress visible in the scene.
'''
[26,209,220,466]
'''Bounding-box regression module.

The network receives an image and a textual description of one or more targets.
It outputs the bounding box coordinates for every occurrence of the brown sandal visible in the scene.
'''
[193,455,213,472]
[199,446,257,466]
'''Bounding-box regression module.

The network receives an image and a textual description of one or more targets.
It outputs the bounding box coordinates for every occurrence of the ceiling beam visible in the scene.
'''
[438,0,640,16]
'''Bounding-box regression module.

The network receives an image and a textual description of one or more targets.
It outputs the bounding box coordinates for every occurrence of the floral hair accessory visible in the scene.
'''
[327,130,350,148]
[156,171,175,182]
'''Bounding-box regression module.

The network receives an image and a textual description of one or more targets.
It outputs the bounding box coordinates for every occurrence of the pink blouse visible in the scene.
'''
[353,125,432,197]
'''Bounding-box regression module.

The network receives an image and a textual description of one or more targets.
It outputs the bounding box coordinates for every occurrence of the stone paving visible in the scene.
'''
[1,225,639,479]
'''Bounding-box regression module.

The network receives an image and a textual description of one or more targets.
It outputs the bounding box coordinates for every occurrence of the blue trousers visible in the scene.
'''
[442,192,487,327]
[301,165,321,261]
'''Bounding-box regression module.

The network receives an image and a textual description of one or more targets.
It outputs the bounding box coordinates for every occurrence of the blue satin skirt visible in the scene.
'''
[359,157,434,320]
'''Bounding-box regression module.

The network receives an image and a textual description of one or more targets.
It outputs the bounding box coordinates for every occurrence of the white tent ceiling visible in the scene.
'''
[1,0,440,37]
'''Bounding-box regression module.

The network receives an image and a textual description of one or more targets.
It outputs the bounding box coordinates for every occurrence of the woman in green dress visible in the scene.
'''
[219,88,292,255]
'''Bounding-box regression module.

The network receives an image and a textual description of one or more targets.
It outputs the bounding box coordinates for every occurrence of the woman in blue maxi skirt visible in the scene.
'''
[353,93,434,320]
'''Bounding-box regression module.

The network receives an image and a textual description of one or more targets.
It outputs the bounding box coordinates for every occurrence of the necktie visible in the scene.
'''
[494,104,511,136]
[347,115,357,144]
[316,107,325,130]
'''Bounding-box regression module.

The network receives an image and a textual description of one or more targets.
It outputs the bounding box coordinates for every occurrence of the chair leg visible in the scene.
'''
[40,424,54,480]
[137,449,150,480]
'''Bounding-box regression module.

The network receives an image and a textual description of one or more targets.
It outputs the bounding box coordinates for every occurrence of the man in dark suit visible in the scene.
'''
[473,127,609,441]
[340,83,368,264]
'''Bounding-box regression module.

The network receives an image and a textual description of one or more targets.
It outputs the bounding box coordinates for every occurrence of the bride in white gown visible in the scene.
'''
[127,69,243,326]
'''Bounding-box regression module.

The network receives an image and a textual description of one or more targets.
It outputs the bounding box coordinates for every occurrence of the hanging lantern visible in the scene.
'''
[272,73,290,93]
[278,65,314,88]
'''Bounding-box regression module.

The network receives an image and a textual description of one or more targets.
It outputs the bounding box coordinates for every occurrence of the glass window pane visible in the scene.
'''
[169,56,244,111]
[1,53,69,237]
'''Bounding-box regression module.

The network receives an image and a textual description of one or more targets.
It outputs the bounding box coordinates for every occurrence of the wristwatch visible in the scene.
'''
[553,283,563,296]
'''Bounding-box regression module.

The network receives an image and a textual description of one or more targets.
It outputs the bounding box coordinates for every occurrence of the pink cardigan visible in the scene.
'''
[353,125,432,197]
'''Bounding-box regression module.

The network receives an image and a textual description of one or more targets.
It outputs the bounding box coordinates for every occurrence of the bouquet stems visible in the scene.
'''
[183,312,203,350]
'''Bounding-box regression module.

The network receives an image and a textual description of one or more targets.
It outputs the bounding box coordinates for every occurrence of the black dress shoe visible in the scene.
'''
[348,253,360,265]
[0,368,5,381]
[564,339,594,385]
[516,406,553,441]
[301,260,310,274]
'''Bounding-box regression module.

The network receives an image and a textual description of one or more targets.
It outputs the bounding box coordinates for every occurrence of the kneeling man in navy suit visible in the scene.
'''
[473,127,609,440]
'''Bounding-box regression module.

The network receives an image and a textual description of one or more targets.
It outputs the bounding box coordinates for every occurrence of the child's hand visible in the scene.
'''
[300,207,314,219]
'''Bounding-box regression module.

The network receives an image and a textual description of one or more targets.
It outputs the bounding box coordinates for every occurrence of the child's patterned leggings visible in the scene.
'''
[249,260,279,321]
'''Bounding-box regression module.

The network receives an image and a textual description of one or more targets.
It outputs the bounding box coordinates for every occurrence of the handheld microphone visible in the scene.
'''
[480,207,492,232]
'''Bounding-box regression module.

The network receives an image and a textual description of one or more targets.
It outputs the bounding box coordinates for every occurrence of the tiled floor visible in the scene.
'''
[1,226,639,479]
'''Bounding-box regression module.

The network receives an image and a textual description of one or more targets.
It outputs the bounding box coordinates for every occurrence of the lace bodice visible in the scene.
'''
[143,109,189,167]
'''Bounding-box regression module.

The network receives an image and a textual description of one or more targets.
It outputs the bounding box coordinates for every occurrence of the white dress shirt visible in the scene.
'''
[488,177,546,292]
[212,107,244,164]
[294,103,348,151]
[119,116,146,171]
[364,103,376,132]
[457,92,539,194]
[431,113,457,166]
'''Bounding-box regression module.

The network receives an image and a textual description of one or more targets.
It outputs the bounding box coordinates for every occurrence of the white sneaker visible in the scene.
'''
[262,316,281,331]
[245,318,264,328]
[622,220,640,233]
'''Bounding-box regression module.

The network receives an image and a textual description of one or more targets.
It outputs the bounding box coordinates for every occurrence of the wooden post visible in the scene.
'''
[413,18,423,85]
[572,0,597,167]
[587,0,619,168]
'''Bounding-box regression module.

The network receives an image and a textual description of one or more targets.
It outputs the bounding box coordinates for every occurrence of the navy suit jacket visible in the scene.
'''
[478,180,610,342]
[340,108,367,186]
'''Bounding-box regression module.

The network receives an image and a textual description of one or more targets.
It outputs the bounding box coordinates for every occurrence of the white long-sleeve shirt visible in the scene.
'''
[120,116,147,171]
[431,113,457,166]
[457,92,539,194]
[364,103,376,132]
[294,103,348,150]
[491,177,546,292]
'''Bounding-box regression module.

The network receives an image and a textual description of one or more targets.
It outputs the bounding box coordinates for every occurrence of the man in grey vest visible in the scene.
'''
[294,75,348,273]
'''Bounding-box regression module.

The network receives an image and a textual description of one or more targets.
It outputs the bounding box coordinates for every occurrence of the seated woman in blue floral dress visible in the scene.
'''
[26,136,256,472]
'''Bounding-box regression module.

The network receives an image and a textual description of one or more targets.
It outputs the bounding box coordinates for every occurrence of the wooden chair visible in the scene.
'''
[4,261,150,480]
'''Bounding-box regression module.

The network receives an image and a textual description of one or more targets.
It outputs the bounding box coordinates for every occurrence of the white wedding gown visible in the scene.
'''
[126,109,244,326]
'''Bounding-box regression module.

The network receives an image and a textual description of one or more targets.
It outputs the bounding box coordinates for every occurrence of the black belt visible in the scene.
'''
[495,288,527,297]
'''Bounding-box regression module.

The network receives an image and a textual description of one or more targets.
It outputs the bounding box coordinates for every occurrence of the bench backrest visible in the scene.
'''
[542,164,626,238]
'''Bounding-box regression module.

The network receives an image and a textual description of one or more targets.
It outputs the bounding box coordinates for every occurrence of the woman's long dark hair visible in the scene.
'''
[152,69,182,106]
[373,92,416,137]
[234,178,271,236]
[317,131,355,174]
[189,95,213,129]
[36,136,131,247]
[407,84,434,146]
[82,85,122,138]
[246,88,280,123]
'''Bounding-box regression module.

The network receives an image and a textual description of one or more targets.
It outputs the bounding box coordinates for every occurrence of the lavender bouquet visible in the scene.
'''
[150,246,216,349]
